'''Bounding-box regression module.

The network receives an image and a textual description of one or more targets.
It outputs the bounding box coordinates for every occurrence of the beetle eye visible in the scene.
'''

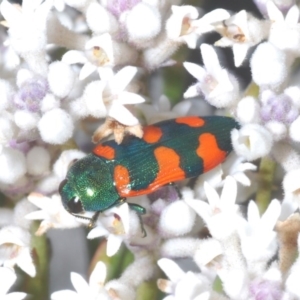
[58,179,68,195]
[68,196,84,213]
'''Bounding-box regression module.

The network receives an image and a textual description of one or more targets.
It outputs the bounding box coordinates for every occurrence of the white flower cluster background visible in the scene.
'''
[1,0,300,299]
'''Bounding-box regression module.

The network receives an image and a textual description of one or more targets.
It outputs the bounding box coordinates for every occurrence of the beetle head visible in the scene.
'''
[59,154,119,214]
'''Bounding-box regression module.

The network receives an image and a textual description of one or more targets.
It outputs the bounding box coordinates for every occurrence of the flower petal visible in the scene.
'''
[183,62,205,81]
[158,258,185,282]
[220,176,237,206]
[204,182,219,207]
[89,261,107,287]
[196,8,231,34]
[79,62,97,80]
[267,1,284,22]
[285,5,300,25]
[247,200,260,225]
[109,66,138,94]
[106,234,123,257]
[25,210,48,220]
[200,44,221,75]
[232,43,250,67]
[62,50,87,65]
[5,292,27,300]
[0,267,16,295]
[115,203,130,234]
[0,0,21,25]
[87,226,108,239]
[71,272,89,295]
[17,249,36,277]
[183,84,200,99]
[108,102,139,126]
[118,91,145,105]
[260,199,281,231]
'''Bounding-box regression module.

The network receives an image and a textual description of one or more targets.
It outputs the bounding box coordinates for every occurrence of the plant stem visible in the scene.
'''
[255,157,277,214]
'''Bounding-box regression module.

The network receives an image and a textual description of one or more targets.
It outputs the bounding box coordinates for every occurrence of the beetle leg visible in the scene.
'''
[128,203,146,215]
[128,203,147,238]
[89,211,101,228]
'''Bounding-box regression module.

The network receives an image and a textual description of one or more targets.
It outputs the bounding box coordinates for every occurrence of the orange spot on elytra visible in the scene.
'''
[197,133,227,172]
[143,125,163,143]
[115,147,185,197]
[153,146,186,186]
[114,165,131,196]
[93,145,115,160]
[176,116,205,127]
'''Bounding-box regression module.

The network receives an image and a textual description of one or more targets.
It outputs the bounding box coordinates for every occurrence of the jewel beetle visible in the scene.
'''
[59,116,239,225]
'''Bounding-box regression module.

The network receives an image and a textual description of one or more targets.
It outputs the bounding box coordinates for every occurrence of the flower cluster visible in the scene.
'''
[1,0,300,299]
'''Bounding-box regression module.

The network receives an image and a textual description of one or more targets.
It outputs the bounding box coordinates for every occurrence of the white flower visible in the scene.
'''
[0,147,26,185]
[195,153,257,199]
[186,178,250,298]
[268,2,300,57]
[62,33,137,80]
[157,258,212,300]
[0,267,27,300]
[158,199,196,237]
[0,226,36,277]
[185,176,242,240]
[72,66,144,126]
[0,35,20,71]
[290,116,300,142]
[166,7,231,49]
[47,61,76,98]
[250,42,289,89]
[26,146,51,176]
[214,10,270,67]
[38,108,74,145]
[14,110,40,131]
[236,96,261,124]
[51,261,110,300]
[231,123,273,161]
[87,203,130,257]
[194,8,231,34]
[62,33,114,80]
[239,200,281,274]
[184,44,239,108]
[125,2,161,44]
[221,153,257,187]
[85,2,118,35]
[26,193,80,235]
[0,0,53,75]
[166,5,200,49]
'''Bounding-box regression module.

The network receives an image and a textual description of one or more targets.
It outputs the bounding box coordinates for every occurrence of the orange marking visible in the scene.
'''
[115,146,185,197]
[176,116,205,127]
[143,125,163,143]
[114,165,131,195]
[196,133,227,172]
[93,145,115,160]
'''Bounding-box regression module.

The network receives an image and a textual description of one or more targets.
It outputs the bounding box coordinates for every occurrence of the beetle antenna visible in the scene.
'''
[72,212,100,228]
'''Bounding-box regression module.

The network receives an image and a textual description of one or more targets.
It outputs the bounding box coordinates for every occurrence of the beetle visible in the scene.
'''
[59,116,239,226]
